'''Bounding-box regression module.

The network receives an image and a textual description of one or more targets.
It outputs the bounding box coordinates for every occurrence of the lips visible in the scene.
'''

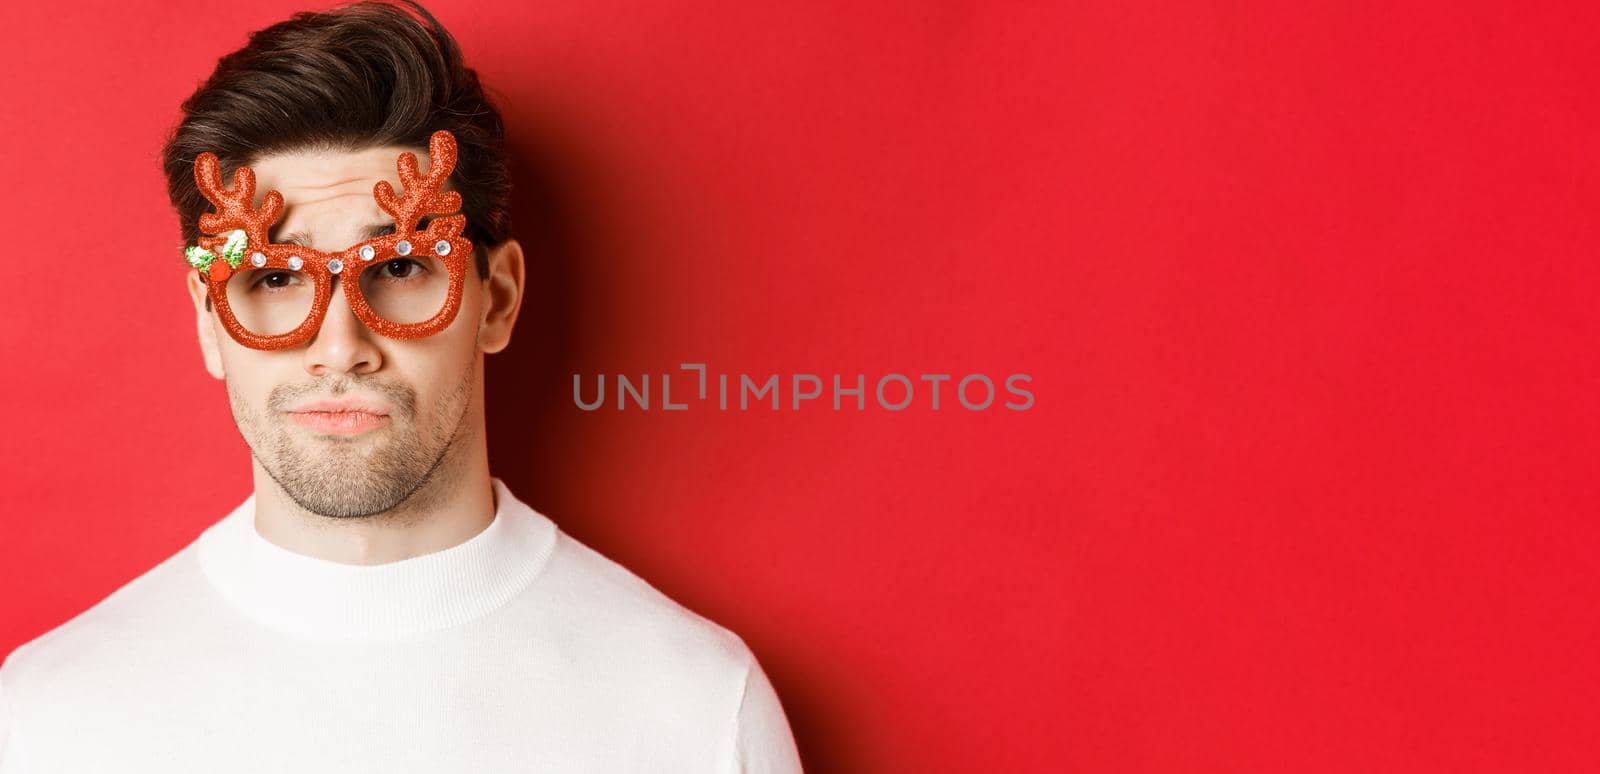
[285,397,392,436]
[288,397,392,415]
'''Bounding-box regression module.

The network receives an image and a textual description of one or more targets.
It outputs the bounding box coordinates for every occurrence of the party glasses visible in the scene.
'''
[183,130,474,351]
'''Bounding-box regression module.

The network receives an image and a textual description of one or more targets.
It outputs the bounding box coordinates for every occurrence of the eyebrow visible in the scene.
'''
[273,218,433,248]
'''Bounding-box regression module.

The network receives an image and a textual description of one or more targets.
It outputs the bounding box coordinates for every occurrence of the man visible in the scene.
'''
[0,2,803,771]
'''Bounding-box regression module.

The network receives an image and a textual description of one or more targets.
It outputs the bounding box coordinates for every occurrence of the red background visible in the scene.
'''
[2,1,1597,770]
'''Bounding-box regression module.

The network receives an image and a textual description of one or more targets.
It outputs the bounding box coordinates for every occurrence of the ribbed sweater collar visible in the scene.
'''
[196,477,558,643]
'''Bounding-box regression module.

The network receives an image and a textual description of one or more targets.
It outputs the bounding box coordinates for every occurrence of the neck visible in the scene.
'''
[248,425,495,566]
[197,475,560,642]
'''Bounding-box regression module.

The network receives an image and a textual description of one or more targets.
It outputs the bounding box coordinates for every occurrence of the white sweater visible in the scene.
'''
[0,478,803,773]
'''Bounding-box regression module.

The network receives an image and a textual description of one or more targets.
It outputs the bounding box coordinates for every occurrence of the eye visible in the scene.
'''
[253,270,299,290]
[381,258,425,279]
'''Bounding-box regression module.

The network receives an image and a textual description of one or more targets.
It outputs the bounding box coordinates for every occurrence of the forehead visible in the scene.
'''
[247,144,432,244]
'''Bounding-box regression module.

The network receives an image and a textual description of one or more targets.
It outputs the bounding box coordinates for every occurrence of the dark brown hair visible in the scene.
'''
[160,0,510,278]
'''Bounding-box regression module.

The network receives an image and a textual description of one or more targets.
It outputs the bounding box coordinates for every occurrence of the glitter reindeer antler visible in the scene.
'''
[374,130,464,233]
[194,154,283,251]
[187,153,285,280]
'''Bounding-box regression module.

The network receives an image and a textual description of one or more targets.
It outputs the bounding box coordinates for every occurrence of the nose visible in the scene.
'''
[303,276,382,377]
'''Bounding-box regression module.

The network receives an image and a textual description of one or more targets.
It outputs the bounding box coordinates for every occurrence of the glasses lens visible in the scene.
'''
[224,266,316,336]
[359,253,451,325]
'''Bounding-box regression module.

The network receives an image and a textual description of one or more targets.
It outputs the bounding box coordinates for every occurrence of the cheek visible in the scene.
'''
[393,346,478,421]
[410,285,484,385]
[216,349,295,411]
[444,272,489,334]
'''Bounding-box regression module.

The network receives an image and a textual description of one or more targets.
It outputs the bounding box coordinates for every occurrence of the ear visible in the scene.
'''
[477,238,526,355]
[186,271,226,379]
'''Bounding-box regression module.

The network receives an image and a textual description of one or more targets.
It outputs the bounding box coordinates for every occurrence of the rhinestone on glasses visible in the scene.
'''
[328,258,344,275]
[287,255,304,271]
[358,244,376,261]
[250,251,267,268]
[434,240,451,256]
[395,239,412,256]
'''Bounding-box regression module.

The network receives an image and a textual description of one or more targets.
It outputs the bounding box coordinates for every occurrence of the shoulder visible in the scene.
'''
[512,525,764,707]
[540,529,757,668]
[0,537,212,704]
[541,533,806,771]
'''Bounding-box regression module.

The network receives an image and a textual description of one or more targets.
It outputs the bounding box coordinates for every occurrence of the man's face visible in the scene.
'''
[187,145,486,518]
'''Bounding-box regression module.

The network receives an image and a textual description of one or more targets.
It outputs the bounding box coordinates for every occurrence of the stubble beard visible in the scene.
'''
[225,359,476,520]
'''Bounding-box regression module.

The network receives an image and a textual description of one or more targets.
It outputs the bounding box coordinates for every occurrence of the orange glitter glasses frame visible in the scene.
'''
[184,130,474,351]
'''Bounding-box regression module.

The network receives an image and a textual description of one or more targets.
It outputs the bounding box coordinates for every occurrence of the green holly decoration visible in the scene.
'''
[220,229,248,267]
[184,245,216,272]
[183,229,249,272]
